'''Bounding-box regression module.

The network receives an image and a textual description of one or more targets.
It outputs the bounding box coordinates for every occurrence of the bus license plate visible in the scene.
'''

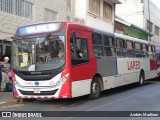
[33,89,40,93]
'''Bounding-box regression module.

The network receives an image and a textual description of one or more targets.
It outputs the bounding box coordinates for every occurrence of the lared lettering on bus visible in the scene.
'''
[127,61,140,70]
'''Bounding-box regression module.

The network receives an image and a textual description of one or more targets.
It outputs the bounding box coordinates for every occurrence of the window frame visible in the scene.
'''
[71,36,90,66]
[126,41,148,58]
[103,1,113,22]
[134,42,142,50]
[0,0,33,19]
[92,33,104,57]
[126,40,135,58]
[142,44,148,52]
[155,25,159,36]
[89,0,100,16]
[147,20,153,32]
[66,0,71,12]
[126,40,134,49]
[116,38,126,49]
[103,35,116,57]
[116,38,126,57]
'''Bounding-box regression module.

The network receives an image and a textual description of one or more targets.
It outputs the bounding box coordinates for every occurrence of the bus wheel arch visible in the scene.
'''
[88,74,103,99]
[138,69,145,86]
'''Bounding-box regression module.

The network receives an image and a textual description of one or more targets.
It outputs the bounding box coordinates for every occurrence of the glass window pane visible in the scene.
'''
[92,33,102,45]
[135,42,141,50]
[93,46,103,57]
[103,1,113,21]
[117,38,125,48]
[127,49,135,58]
[71,37,89,59]
[104,47,116,56]
[126,41,133,49]
[104,35,114,47]
[89,0,100,15]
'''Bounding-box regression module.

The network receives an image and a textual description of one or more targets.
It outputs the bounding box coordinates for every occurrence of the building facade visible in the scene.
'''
[116,0,160,45]
[71,0,121,32]
[0,0,71,60]
[0,0,121,61]
[115,16,149,40]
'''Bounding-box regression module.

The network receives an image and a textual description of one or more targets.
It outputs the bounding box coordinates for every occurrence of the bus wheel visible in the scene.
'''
[138,72,144,86]
[89,78,101,99]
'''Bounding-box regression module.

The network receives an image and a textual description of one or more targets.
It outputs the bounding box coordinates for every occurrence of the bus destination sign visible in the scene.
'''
[16,22,62,35]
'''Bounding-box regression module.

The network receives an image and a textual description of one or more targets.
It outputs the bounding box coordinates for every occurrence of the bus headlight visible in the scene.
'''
[53,73,70,87]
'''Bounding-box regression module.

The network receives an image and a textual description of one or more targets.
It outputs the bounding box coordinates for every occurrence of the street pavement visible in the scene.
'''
[0,79,160,120]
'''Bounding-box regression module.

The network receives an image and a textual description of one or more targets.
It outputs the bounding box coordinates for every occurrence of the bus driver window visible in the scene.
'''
[70,39,82,59]
[70,37,89,65]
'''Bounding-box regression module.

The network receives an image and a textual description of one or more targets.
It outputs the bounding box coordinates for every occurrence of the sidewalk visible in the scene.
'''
[0,92,18,106]
[0,92,33,108]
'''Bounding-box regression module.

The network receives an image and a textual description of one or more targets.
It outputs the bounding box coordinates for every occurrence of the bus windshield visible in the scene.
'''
[13,35,65,71]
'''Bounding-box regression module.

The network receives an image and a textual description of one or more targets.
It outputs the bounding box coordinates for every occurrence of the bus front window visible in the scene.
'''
[13,35,65,71]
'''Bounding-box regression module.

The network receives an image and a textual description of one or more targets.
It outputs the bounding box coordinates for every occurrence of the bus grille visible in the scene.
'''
[18,89,58,96]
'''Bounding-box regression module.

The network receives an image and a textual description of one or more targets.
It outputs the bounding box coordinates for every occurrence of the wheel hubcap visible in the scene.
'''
[92,82,99,96]
[140,76,143,84]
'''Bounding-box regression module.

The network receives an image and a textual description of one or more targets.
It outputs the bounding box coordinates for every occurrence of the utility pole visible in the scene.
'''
[148,0,151,42]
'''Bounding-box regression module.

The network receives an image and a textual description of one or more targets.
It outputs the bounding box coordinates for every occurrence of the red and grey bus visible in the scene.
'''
[12,21,157,99]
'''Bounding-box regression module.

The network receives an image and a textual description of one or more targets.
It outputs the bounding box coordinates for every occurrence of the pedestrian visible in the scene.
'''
[0,62,4,91]
[1,57,11,91]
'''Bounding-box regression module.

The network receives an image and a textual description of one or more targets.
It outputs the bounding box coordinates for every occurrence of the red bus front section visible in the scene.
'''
[12,22,73,99]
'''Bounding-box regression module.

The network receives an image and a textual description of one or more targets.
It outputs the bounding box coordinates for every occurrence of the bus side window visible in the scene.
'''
[142,44,149,58]
[116,38,126,57]
[103,35,116,57]
[71,37,89,66]
[126,40,135,58]
[153,46,156,58]
[148,45,154,58]
[135,42,143,58]
[92,33,103,57]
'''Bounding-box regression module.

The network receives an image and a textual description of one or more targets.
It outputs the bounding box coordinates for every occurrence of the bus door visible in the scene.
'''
[69,29,91,83]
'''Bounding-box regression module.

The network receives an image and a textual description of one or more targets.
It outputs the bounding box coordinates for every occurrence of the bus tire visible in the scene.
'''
[138,72,145,86]
[88,77,101,99]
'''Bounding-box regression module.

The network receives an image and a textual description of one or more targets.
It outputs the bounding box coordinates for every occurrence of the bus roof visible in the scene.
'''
[15,21,155,46]
[18,21,71,28]
[114,33,149,44]
[93,29,114,37]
